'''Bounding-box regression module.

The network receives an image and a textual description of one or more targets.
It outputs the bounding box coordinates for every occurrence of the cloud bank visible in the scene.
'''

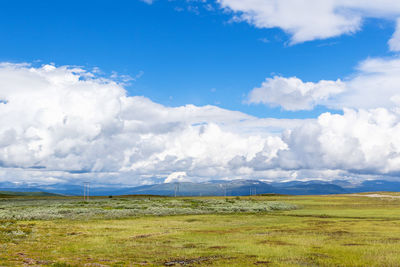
[0,63,298,185]
[1,63,400,185]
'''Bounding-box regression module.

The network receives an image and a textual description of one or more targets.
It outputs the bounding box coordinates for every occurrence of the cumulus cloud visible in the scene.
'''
[227,108,400,178]
[0,63,299,185]
[242,56,400,179]
[164,172,188,183]
[248,57,400,111]
[277,108,400,174]
[247,76,345,111]
[3,63,400,186]
[217,0,400,43]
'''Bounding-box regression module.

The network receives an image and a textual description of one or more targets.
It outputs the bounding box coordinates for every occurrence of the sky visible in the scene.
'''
[1,0,400,186]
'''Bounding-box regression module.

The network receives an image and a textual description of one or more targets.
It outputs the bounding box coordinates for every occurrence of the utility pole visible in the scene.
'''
[249,187,257,197]
[174,183,177,197]
[83,182,90,201]
[174,182,180,197]
[219,184,227,197]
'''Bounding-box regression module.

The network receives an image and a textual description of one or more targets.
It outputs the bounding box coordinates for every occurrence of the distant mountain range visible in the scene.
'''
[0,191,62,197]
[2,179,400,196]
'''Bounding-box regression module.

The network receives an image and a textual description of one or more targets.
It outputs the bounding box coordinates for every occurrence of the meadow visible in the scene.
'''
[1,193,400,266]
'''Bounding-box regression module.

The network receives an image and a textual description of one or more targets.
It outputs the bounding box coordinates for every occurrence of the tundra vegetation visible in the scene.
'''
[1,193,400,266]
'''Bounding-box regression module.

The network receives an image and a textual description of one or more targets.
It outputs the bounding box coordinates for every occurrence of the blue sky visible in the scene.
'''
[0,0,395,118]
[2,0,400,185]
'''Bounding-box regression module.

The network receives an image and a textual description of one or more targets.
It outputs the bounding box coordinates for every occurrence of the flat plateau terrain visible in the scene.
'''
[1,193,400,266]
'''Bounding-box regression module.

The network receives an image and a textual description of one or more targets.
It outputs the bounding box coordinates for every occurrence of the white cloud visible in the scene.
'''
[389,18,400,52]
[3,63,400,186]
[217,0,400,43]
[276,108,400,175]
[227,107,400,178]
[164,172,188,183]
[335,57,400,109]
[0,63,295,185]
[248,57,400,111]
[247,76,345,111]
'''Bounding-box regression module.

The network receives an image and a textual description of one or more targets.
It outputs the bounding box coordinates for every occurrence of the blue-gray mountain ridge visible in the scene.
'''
[1,179,400,196]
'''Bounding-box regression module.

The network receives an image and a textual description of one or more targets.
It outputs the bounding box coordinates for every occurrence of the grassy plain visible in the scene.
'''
[1,193,400,266]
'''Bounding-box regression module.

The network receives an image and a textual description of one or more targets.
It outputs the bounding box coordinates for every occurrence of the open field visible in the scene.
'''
[1,194,400,266]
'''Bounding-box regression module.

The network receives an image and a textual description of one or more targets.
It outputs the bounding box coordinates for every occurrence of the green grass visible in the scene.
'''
[1,194,400,266]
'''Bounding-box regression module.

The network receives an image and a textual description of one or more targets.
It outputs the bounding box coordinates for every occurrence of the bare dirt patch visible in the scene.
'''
[254,260,272,265]
[16,252,51,266]
[259,240,294,246]
[209,245,227,249]
[182,243,197,248]
[163,256,221,266]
